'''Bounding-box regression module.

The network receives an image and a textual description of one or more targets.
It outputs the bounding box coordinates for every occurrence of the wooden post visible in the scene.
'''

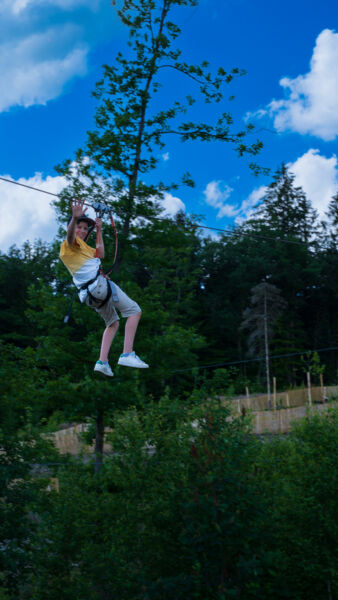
[320,373,324,403]
[273,377,277,410]
[307,372,312,407]
[237,398,241,414]
[245,386,250,410]
[286,391,290,408]
[262,287,272,410]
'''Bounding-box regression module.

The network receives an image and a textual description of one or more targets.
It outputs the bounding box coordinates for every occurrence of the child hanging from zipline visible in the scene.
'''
[59,198,149,376]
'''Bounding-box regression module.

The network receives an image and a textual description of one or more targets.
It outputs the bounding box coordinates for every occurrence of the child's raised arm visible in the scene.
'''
[67,198,85,245]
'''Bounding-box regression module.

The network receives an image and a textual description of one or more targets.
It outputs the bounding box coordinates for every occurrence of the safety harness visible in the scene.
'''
[80,269,118,307]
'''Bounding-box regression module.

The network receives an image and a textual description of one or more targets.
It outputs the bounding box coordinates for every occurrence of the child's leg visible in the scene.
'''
[99,321,119,362]
[123,311,141,354]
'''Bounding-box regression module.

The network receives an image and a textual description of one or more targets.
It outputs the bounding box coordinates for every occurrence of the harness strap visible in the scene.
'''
[98,268,119,302]
[80,269,118,307]
[87,278,112,309]
[79,270,100,291]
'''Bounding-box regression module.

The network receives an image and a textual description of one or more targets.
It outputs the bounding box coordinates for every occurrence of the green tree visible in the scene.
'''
[196,163,326,388]
[257,407,338,600]
[0,425,60,598]
[54,0,262,249]
[13,242,205,471]
[0,241,56,346]
[27,394,276,599]
[322,191,338,245]
[300,350,325,381]
[256,164,318,243]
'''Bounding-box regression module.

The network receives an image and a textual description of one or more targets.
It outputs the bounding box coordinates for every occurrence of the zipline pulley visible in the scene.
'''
[92,201,111,219]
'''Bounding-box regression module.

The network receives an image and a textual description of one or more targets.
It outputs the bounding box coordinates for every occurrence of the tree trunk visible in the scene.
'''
[264,289,271,409]
[121,4,169,243]
[95,409,104,474]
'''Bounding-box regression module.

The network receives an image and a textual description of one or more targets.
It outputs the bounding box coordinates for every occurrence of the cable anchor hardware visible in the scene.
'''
[92,201,111,218]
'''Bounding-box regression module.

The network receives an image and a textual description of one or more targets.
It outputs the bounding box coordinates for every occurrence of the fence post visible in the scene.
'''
[286,391,290,408]
[307,372,312,407]
[245,386,249,409]
[273,377,277,410]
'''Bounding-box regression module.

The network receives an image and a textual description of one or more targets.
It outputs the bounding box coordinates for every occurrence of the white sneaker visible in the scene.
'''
[94,360,114,377]
[118,351,149,369]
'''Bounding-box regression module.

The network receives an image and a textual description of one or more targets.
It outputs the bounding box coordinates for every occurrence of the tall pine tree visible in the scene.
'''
[256,164,318,242]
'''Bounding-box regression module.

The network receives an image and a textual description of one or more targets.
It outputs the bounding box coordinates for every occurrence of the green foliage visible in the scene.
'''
[196,162,338,386]
[0,426,61,597]
[0,387,336,599]
[0,241,56,345]
[196,367,240,397]
[256,407,338,599]
[300,351,325,378]
[25,395,272,599]
[256,164,318,242]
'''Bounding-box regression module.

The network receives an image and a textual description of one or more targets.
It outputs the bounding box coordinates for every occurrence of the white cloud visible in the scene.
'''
[161,192,185,216]
[162,152,170,162]
[130,192,185,232]
[267,29,338,140]
[234,186,267,224]
[0,28,88,111]
[244,108,267,122]
[203,180,235,218]
[1,0,100,14]
[288,149,338,218]
[0,172,67,252]
[203,179,266,224]
[230,151,338,228]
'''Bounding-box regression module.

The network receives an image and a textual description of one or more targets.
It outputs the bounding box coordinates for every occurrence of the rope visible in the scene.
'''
[0,174,325,249]
[170,345,338,374]
[0,175,92,206]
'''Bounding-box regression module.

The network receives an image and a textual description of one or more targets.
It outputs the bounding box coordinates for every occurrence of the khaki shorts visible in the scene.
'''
[85,281,141,327]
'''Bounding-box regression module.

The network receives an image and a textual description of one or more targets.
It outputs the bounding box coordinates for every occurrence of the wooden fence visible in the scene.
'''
[250,403,335,435]
[228,385,338,413]
[47,393,337,455]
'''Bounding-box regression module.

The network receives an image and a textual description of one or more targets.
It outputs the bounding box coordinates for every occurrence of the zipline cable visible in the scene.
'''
[78,344,338,377]
[0,175,92,206]
[0,174,328,249]
[170,344,338,374]
[0,176,60,197]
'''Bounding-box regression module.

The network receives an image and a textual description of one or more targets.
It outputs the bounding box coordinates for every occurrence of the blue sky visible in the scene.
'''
[0,0,337,251]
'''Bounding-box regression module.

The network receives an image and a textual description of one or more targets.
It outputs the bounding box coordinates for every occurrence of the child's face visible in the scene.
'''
[76,220,89,240]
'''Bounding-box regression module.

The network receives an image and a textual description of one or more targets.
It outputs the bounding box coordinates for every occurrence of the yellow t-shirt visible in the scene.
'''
[59,238,100,287]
